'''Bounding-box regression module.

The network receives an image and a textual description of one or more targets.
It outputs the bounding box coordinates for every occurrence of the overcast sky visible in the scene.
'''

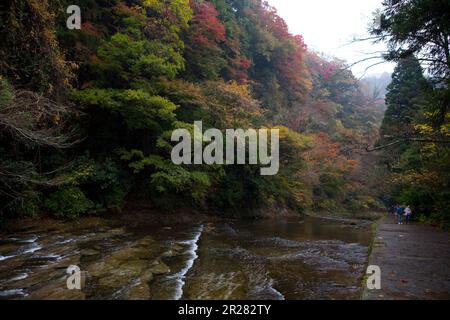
[266,0,395,77]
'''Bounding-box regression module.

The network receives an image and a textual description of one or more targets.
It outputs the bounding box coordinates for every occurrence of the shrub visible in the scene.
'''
[62,156,130,213]
[84,157,130,212]
[45,187,94,218]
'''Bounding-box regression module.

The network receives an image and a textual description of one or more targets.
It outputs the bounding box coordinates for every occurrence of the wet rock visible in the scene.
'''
[203,223,216,233]
[80,249,100,257]
[150,259,170,275]
[98,274,129,289]
[111,247,151,261]
[125,281,151,300]
[83,235,166,298]
[162,249,175,258]
[26,283,86,300]
[88,260,120,278]
[141,270,154,283]
[28,255,61,264]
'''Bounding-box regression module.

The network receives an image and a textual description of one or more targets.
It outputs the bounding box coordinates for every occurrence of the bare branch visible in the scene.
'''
[0,89,83,148]
[366,138,450,152]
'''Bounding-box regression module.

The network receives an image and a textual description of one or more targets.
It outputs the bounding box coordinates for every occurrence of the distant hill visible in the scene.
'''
[361,72,392,101]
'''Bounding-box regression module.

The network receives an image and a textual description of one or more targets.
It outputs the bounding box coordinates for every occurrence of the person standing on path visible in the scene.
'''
[404,206,412,225]
[396,205,404,225]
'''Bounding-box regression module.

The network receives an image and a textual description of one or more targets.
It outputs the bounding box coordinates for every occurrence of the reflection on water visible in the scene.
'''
[0,216,372,300]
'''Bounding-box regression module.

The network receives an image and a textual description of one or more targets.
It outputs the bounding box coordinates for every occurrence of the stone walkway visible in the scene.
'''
[363,218,450,300]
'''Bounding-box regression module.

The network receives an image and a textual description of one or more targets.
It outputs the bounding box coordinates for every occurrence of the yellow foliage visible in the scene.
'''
[414,123,434,135]
[440,115,450,136]
[273,125,313,151]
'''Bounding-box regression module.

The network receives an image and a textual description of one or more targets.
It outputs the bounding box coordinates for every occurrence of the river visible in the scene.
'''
[0,216,373,300]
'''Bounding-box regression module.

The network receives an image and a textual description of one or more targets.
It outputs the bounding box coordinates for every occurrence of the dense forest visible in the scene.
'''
[0,0,448,227]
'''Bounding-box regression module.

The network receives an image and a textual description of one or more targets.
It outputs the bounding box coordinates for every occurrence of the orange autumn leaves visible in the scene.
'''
[305,133,359,176]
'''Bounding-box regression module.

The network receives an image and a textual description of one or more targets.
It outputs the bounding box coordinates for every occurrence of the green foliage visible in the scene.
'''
[96,33,185,84]
[72,156,131,213]
[316,199,339,212]
[143,0,192,31]
[0,77,13,109]
[380,56,428,143]
[72,89,177,130]
[119,150,211,205]
[277,126,312,164]
[45,187,94,218]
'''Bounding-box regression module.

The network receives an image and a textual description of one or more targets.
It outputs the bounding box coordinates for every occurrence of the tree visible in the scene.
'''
[379,56,429,144]
[371,0,450,83]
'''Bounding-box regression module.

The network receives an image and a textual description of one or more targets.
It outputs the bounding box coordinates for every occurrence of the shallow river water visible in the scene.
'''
[0,216,372,300]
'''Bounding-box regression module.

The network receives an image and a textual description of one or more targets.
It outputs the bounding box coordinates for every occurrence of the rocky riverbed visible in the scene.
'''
[0,216,373,300]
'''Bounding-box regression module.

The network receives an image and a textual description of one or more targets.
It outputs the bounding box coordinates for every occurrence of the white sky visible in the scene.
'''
[266,0,395,77]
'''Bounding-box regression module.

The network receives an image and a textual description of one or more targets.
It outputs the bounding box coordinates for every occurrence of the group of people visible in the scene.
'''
[390,205,413,225]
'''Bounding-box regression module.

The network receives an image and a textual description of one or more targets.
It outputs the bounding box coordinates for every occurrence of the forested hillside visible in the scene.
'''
[0,0,386,222]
